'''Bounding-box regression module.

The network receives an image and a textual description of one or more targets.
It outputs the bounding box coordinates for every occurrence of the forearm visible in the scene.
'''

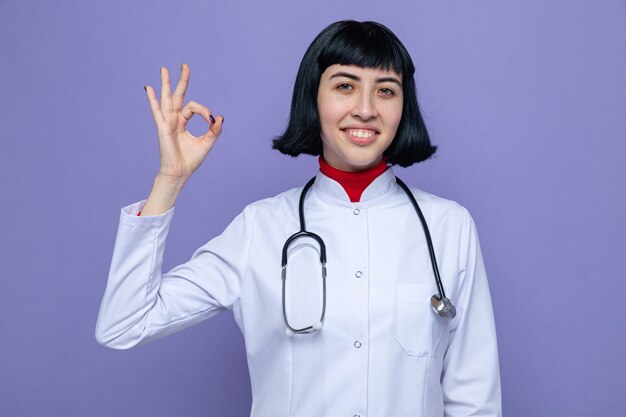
[441,211,502,416]
[95,200,175,348]
[140,174,189,216]
[96,196,252,349]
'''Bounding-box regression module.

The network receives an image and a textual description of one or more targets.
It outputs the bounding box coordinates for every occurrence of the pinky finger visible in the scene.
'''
[144,85,165,125]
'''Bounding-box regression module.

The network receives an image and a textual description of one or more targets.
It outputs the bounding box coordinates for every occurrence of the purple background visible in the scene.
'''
[1,0,625,415]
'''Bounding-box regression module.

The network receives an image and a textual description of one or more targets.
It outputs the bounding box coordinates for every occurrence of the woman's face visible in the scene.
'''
[317,64,403,172]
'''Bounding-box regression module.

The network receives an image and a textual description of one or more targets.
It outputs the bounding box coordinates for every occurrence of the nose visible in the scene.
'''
[351,91,377,120]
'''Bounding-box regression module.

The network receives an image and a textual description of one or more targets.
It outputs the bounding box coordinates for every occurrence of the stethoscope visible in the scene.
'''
[281,175,457,336]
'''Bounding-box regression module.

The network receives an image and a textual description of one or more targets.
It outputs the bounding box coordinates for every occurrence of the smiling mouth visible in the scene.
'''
[343,128,378,139]
[347,129,374,139]
[342,128,378,145]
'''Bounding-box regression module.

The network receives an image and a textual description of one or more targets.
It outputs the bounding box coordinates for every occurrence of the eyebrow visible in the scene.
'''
[329,71,402,87]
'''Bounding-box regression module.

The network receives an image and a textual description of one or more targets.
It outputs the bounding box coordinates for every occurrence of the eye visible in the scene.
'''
[337,83,353,91]
[379,87,395,96]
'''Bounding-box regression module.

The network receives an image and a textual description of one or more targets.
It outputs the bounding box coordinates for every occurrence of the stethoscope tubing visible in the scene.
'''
[281,177,327,334]
[281,174,455,335]
[394,177,448,300]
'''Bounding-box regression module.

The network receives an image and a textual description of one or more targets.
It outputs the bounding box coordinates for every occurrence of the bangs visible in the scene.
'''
[317,22,415,76]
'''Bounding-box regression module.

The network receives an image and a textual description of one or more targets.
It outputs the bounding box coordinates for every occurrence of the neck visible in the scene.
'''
[318,156,388,202]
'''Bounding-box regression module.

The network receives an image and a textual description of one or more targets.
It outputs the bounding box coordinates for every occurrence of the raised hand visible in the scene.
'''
[144,64,224,180]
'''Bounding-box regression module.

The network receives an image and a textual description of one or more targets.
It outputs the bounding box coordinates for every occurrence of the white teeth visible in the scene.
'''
[347,129,374,139]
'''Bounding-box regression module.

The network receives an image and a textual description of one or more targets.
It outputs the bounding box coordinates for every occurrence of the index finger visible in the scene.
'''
[172,63,190,111]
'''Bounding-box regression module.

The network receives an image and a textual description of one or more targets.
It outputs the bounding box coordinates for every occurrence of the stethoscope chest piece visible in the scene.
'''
[431,295,456,320]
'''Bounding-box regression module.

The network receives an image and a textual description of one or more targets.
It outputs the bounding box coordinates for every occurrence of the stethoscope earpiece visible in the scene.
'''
[431,295,456,320]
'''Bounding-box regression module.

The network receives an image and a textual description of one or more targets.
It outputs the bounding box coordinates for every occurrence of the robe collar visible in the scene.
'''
[313,166,397,204]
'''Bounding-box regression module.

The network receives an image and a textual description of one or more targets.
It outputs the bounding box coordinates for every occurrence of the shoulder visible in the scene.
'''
[397,183,477,240]
[217,187,303,240]
[239,185,303,219]
[406,185,472,221]
[402,185,481,256]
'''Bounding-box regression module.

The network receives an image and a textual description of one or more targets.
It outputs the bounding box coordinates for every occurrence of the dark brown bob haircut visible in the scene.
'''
[272,20,436,167]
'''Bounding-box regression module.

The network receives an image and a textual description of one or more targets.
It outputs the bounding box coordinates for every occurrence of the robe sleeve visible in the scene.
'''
[441,208,502,416]
[95,199,254,349]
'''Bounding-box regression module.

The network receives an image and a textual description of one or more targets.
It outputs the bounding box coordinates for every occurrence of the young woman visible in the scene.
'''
[96,20,501,417]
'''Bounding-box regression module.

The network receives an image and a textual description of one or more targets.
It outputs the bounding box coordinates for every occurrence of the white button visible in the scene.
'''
[353,208,360,215]
[354,341,362,348]
[355,271,362,278]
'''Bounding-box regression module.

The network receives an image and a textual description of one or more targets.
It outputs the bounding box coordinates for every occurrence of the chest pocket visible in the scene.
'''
[395,282,447,357]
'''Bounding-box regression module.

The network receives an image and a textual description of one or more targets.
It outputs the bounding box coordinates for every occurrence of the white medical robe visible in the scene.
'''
[96,168,502,417]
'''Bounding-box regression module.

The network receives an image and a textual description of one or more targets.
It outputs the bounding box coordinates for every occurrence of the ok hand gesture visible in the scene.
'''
[144,64,224,180]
